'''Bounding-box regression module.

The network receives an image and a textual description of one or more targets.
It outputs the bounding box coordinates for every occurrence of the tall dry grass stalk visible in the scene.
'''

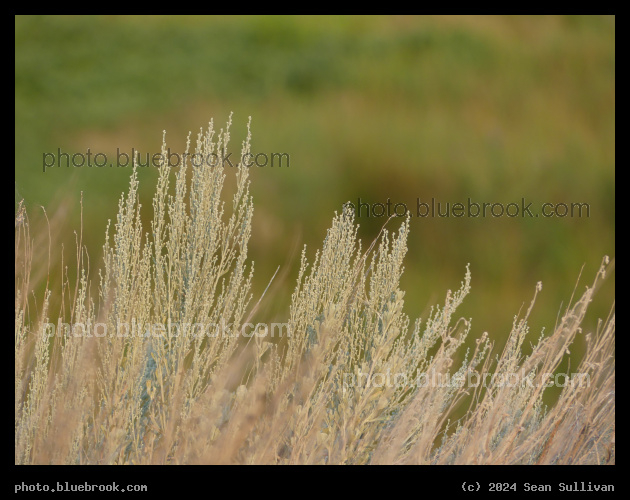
[15,116,614,464]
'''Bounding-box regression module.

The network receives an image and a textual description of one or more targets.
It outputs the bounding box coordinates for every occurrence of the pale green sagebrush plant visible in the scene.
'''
[15,116,614,464]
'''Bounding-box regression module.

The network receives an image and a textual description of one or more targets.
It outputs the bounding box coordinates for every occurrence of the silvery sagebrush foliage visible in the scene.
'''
[15,116,614,464]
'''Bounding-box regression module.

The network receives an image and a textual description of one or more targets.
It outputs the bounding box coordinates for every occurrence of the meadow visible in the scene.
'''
[15,15,614,464]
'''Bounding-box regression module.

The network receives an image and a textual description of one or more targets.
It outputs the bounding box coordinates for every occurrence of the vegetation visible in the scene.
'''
[15,16,616,344]
[15,119,614,464]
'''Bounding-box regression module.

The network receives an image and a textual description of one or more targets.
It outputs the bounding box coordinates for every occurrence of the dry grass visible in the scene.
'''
[15,117,614,464]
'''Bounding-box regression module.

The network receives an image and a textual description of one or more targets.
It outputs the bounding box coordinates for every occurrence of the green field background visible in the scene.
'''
[15,15,615,371]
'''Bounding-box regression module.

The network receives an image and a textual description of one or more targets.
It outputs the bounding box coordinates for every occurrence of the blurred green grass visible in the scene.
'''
[15,15,614,363]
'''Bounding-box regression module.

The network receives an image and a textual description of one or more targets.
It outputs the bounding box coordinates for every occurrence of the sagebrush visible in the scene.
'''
[15,116,614,464]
